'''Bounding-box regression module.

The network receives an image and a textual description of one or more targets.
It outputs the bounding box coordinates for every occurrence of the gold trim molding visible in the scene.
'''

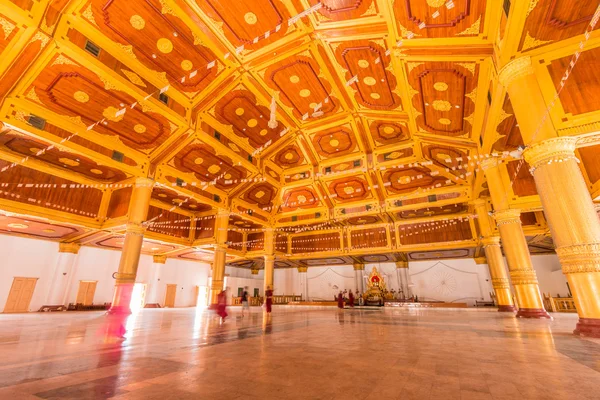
[556,244,600,274]
[493,209,521,225]
[523,137,577,169]
[509,269,539,285]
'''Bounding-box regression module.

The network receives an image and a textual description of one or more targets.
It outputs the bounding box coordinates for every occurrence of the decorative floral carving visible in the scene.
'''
[556,244,600,274]
[456,62,476,76]
[121,69,146,87]
[82,5,97,26]
[25,88,42,104]
[0,17,16,40]
[51,54,78,67]
[456,16,481,36]
[522,31,552,51]
[498,57,534,87]
[523,137,577,169]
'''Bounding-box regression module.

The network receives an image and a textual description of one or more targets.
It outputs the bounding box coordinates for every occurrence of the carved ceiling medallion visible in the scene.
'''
[432,100,452,111]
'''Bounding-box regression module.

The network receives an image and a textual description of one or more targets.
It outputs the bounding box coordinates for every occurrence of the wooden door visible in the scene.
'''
[193,286,199,307]
[4,277,38,313]
[164,284,177,308]
[76,281,97,305]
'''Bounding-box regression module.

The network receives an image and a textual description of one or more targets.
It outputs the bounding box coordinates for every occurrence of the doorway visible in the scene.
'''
[75,281,97,305]
[164,284,177,308]
[4,277,38,313]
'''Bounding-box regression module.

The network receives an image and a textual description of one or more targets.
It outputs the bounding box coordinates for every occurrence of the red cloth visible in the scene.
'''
[265,289,273,313]
[348,292,354,308]
[217,291,228,319]
[337,293,344,309]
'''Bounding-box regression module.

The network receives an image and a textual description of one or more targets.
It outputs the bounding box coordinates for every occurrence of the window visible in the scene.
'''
[214,131,221,141]
[112,151,124,162]
[353,160,361,167]
[428,194,437,202]
[176,178,184,187]
[503,0,511,17]
[158,93,169,105]
[28,115,46,130]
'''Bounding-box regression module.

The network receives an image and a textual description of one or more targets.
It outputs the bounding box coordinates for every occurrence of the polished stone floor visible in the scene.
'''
[0,307,599,400]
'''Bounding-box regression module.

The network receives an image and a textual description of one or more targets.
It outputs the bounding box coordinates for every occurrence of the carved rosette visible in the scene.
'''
[492,278,511,290]
[523,137,578,170]
[509,269,539,285]
[556,244,600,274]
[493,209,521,226]
[498,57,535,88]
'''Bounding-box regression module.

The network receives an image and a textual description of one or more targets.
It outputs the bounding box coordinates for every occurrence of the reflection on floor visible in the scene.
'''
[0,307,599,399]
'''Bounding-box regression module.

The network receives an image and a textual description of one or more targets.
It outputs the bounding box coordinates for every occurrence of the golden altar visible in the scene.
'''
[363,267,395,306]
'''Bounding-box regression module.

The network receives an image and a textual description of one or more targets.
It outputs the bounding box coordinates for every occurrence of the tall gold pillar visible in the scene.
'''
[109,177,153,314]
[481,159,550,318]
[395,261,409,298]
[524,138,600,337]
[472,199,516,312]
[353,263,365,293]
[264,229,275,294]
[210,209,229,305]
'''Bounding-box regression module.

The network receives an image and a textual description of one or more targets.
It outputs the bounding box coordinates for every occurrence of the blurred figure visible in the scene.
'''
[348,290,354,308]
[217,287,228,322]
[265,286,273,313]
[337,291,344,309]
[241,286,249,317]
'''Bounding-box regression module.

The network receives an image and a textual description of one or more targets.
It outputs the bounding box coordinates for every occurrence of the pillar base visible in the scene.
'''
[516,308,552,319]
[497,305,517,312]
[574,318,600,338]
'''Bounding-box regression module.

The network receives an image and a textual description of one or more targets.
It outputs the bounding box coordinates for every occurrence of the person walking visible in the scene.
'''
[265,286,273,313]
[241,286,249,317]
[217,288,228,323]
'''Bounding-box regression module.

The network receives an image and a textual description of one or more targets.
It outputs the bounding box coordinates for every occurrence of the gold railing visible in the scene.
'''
[231,295,302,306]
[544,293,577,313]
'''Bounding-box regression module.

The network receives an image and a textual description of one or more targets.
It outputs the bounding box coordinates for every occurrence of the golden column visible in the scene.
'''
[210,209,229,305]
[109,177,153,314]
[472,199,516,312]
[395,261,409,298]
[353,262,365,293]
[499,56,600,335]
[264,228,275,294]
[481,159,550,318]
[524,138,600,337]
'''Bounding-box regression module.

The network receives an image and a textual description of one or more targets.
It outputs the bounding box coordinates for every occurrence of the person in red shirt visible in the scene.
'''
[217,288,228,322]
[337,291,344,309]
[348,290,354,308]
[265,286,273,313]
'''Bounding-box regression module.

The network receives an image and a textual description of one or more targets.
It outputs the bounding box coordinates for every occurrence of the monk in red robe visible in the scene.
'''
[337,291,344,309]
[348,290,354,308]
[217,289,228,321]
[265,286,273,313]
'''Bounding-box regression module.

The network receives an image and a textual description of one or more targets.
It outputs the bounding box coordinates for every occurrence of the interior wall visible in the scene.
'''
[0,235,212,311]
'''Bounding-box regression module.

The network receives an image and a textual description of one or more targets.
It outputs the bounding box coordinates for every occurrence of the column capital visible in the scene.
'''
[481,236,501,247]
[126,222,146,236]
[216,209,230,218]
[523,137,578,169]
[134,177,154,188]
[474,256,487,265]
[297,266,308,273]
[395,261,408,269]
[251,268,260,275]
[498,56,534,88]
[59,242,80,254]
[556,244,600,274]
[470,198,488,208]
[153,254,167,264]
[493,209,521,225]
[264,254,275,262]
[353,262,365,270]
[480,157,501,172]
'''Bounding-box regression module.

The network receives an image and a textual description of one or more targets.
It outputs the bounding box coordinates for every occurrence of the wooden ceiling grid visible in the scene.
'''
[0,0,599,266]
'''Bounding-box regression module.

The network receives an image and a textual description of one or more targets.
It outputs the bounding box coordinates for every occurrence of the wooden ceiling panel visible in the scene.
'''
[86,0,221,94]
[393,0,487,39]
[299,255,354,265]
[311,125,358,159]
[0,130,128,182]
[312,0,378,22]
[578,144,600,185]
[243,182,277,207]
[328,176,371,202]
[273,144,306,168]
[399,219,472,245]
[407,61,478,137]
[146,205,190,239]
[332,39,403,111]
[506,160,538,197]
[0,214,84,240]
[211,88,286,149]
[369,120,410,147]
[262,52,341,120]
[94,235,178,254]
[519,1,596,52]
[171,143,247,191]
[547,47,600,116]
[383,167,447,195]
[397,204,467,219]
[229,214,264,230]
[407,248,475,260]
[193,0,293,50]
[346,215,381,225]
[29,54,173,150]
[280,186,321,212]
[152,186,212,212]
[492,95,524,152]
[355,253,402,263]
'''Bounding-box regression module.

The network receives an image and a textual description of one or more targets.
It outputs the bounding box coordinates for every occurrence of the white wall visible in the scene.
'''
[531,254,569,297]
[0,235,212,311]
